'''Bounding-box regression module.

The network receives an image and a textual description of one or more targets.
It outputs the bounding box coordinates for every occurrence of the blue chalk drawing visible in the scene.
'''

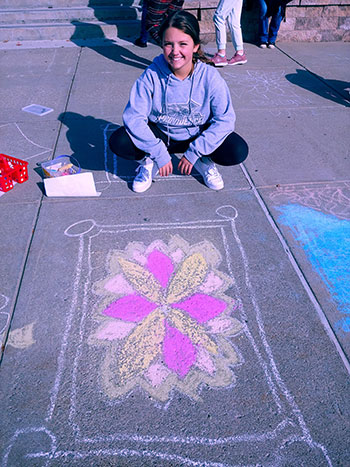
[276,204,350,332]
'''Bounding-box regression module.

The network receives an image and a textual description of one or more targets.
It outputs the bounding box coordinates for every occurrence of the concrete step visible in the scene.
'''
[0,6,139,25]
[0,0,128,8]
[0,0,211,43]
[0,20,140,41]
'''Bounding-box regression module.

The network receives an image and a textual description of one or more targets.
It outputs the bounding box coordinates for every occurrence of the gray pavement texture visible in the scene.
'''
[0,38,350,466]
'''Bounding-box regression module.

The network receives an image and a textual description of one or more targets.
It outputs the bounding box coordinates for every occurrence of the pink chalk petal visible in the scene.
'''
[95,321,135,340]
[207,317,235,333]
[199,272,224,294]
[103,294,158,322]
[145,362,170,387]
[170,248,184,264]
[104,274,134,295]
[163,322,196,378]
[132,250,147,266]
[146,250,174,288]
[195,346,216,375]
[173,294,227,323]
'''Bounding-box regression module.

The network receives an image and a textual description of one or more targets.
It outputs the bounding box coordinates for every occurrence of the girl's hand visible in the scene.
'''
[178,156,193,175]
[159,160,173,177]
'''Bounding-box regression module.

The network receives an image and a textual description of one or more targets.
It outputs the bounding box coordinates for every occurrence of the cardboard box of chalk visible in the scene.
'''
[41,156,79,178]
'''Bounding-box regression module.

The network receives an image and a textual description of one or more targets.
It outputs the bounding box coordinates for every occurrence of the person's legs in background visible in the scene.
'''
[134,0,149,47]
[225,0,247,65]
[146,0,184,45]
[211,0,229,66]
[167,0,184,16]
[268,6,283,46]
[257,0,269,47]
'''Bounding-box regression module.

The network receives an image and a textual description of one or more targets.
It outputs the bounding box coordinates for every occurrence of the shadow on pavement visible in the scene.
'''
[286,69,350,108]
[68,0,152,68]
[58,112,137,179]
[70,23,152,69]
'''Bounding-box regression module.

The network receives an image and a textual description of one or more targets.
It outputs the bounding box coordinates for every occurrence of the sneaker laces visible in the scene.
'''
[206,164,220,179]
[134,165,150,182]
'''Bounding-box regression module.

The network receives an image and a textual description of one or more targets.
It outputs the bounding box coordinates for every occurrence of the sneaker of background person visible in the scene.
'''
[194,157,224,190]
[259,43,267,49]
[228,52,247,65]
[132,157,154,192]
[268,42,276,49]
[210,53,228,67]
[134,37,147,48]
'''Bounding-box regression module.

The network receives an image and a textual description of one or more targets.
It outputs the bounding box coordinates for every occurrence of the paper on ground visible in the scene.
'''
[22,104,54,116]
[44,172,101,197]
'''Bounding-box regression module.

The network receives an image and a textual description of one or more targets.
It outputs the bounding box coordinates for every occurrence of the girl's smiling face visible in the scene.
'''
[162,27,199,80]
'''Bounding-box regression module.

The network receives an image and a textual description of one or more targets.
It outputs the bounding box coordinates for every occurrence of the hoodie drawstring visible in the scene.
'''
[163,62,197,145]
[165,75,171,147]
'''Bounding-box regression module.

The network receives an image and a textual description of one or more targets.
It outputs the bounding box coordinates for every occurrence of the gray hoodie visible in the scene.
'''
[123,54,236,168]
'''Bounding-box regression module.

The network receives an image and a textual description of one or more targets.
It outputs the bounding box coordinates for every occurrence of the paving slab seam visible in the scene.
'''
[0,201,42,363]
[40,187,252,204]
[0,46,83,363]
[49,45,83,159]
[253,179,350,190]
[276,45,350,106]
[239,105,348,112]
[240,161,350,376]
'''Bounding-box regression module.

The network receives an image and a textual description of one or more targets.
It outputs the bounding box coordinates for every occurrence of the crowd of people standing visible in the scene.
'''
[133,0,286,60]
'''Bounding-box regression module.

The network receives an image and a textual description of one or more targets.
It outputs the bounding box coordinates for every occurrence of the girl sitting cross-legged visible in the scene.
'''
[109,10,249,193]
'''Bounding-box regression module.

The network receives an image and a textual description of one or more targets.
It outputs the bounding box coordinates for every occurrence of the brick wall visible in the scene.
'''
[184,0,350,42]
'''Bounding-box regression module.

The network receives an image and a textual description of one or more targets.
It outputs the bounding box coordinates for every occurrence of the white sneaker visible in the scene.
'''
[132,157,154,193]
[194,157,224,190]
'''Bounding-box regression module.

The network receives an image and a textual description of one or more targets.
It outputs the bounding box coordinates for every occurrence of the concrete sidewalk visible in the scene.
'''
[0,38,350,466]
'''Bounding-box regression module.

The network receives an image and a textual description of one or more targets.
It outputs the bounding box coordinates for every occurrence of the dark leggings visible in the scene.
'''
[109,123,248,167]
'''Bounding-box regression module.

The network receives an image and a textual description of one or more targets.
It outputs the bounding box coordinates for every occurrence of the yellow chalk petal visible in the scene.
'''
[118,308,165,383]
[169,308,218,354]
[166,253,208,304]
[118,257,162,303]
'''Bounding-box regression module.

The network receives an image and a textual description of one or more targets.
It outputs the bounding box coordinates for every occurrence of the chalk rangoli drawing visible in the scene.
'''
[2,208,332,466]
[276,203,350,333]
[270,183,350,332]
[90,237,243,402]
[269,183,350,220]
[223,70,313,107]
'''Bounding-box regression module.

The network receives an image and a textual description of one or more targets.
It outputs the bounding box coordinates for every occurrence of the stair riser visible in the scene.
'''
[0,21,140,41]
[0,0,136,8]
[0,8,139,25]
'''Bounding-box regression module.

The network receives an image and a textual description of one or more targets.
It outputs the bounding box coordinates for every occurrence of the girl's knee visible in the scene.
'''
[109,126,127,153]
[235,135,249,164]
[224,132,248,165]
